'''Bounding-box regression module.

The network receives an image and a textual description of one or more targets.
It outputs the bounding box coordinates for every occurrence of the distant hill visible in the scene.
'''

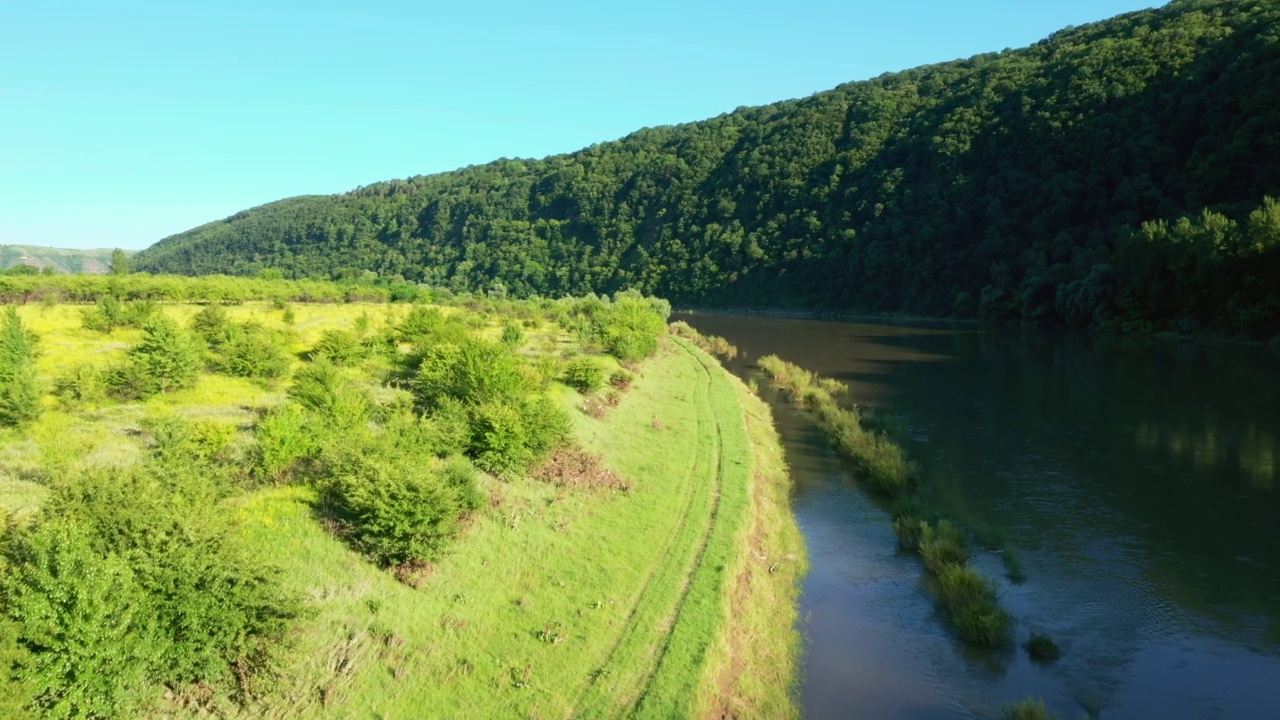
[135,0,1280,338]
[1,245,128,275]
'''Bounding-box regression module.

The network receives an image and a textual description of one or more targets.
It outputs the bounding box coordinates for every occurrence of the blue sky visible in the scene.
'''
[0,0,1155,250]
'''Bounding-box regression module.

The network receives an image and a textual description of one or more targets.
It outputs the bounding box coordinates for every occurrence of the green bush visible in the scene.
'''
[563,358,606,393]
[189,304,234,346]
[395,306,469,347]
[598,293,669,362]
[500,321,524,348]
[254,403,318,482]
[466,396,571,475]
[288,359,369,428]
[420,397,473,458]
[413,340,534,409]
[80,296,157,332]
[310,328,365,365]
[0,308,42,427]
[0,617,36,720]
[109,316,204,398]
[2,519,159,719]
[144,415,237,465]
[52,364,107,406]
[43,466,301,689]
[468,401,533,474]
[215,323,291,379]
[320,441,481,566]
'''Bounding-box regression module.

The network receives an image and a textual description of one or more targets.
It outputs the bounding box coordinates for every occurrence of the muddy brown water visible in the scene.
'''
[682,313,1280,720]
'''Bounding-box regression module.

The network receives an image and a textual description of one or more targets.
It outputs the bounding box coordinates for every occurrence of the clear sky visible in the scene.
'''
[0,0,1156,250]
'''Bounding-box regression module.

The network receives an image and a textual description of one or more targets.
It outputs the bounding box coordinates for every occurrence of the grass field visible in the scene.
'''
[0,301,803,718]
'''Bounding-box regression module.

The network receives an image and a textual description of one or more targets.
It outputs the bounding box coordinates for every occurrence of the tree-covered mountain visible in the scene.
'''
[136,0,1280,339]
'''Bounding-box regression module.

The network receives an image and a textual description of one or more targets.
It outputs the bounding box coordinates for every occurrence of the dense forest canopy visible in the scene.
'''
[136,0,1280,339]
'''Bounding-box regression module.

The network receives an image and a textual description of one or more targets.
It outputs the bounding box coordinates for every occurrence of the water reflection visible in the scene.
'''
[683,312,1280,720]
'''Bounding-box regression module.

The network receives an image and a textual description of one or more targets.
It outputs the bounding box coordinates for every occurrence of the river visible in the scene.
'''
[681,313,1280,720]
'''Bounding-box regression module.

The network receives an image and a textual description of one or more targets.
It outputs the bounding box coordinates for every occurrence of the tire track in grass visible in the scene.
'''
[567,342,722,719]
[626,340,729,718]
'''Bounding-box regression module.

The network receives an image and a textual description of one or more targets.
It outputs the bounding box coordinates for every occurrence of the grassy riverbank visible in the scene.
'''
[0,293,803,718]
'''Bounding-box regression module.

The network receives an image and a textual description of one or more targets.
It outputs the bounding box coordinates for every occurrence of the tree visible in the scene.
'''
[117,317,203,397]
[0,307,42,426]
[109,249,130,276]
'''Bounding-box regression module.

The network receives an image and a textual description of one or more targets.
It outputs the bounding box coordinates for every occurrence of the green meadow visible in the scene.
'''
[0,289,802,719]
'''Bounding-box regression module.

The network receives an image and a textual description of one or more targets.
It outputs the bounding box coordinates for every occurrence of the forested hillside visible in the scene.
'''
[136,0,1280,338]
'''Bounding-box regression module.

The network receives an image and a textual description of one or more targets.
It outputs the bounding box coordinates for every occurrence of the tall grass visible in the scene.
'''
[755,353,1020,648]
[758,355,916,497]
[936,564,1013,647]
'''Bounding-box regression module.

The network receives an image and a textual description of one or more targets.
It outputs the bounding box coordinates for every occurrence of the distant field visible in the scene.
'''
[0,298,802,718]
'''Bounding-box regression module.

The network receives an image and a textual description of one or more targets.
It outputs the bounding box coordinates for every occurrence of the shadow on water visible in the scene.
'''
[684,312,1280,720]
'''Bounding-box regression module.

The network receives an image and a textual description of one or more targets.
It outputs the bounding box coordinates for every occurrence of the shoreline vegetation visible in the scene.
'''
[749,352,1028,646]
[0,277,804,718]
[746,350,1065,717]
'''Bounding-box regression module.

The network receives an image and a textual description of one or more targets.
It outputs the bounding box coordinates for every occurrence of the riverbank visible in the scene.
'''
[0,300,804,718]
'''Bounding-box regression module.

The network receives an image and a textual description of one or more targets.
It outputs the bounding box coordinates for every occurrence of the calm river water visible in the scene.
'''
[682,313,1280,720]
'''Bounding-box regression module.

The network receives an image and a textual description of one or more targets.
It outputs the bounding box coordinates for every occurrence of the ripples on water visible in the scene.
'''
[685,313,1280,720]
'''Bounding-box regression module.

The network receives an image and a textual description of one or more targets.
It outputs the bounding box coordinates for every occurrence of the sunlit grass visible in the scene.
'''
[2,301,801,718]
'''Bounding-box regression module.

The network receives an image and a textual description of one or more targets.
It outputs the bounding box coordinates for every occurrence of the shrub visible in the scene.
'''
[320,443,480,566]
[469,401,533,474]
[254,403,317,482]
[189,304,234,346]
[563,358,606,393]
[0,621,33,718]
[109,317,204,398]
[80,296,157,332]
[310,328,365,365]
[0,307,42,427]
[2,520,159,719]
[413,340,534,409]
[1026,633,1061,661]
[520,395,572,459]
[215,324,291,379]
[500,321,524,348]
[608,369,633,391]
[144,415,237,465]
[43,466,301,689]
[53,364,107,405]
[466,396,570,475]
[919,520,968,574]
[288,359,369,428]
[395,306,469,347]
[598,293,668,362]
[419,397,472,458]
